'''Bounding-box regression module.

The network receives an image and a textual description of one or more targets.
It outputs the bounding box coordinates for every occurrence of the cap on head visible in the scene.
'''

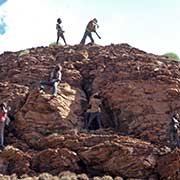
[93,18,97,23]
[57,18,62,24]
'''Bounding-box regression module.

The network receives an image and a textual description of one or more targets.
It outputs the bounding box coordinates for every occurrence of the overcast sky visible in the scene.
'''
[0,0,180,56]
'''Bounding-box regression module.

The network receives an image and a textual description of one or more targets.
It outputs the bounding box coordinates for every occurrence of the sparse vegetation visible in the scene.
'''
[163,52,180,60]
[49,42,57,46]
[18,49,30,57]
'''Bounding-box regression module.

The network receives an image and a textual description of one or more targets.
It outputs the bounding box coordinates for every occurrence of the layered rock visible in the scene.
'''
[0,133,162,179]
[0,44,180,179]
[15,84,84,147]
[86,44,180,145]
[158,149,180,179]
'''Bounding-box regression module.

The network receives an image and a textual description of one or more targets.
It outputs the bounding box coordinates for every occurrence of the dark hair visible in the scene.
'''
[57,18,62,24]
[0,102,7,107]
[93,95,99,99]
[55,64,62,71]
[93,18,97,23]
[93,93,100,99]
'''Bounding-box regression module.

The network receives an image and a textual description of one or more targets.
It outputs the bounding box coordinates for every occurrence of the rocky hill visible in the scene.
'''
[0,43,180,179]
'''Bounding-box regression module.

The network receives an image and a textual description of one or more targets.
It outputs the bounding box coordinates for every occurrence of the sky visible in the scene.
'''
[0,0,180,56]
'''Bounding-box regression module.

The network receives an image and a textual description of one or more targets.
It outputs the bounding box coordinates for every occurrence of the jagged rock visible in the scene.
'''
[157,149,180,179]
[0,146,31,175]
[87,45,180,145]
[0,82,29,114]
[35,133,159,179]
[15,84,84,147]
[78,135,158,179]
[1,44,180,179]
[31,148,80,174]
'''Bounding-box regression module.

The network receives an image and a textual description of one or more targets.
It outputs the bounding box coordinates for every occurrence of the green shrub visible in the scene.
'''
[49,42,57,46]
[163,52,180,60]
[18,49,30,57]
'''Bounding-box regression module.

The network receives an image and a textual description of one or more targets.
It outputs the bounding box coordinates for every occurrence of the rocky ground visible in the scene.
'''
[0,43,180,179]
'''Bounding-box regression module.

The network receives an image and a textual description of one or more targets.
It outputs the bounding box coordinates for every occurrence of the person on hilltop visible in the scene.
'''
[39,64,62,97]
[56,18,67,45]
[86,92,102,130]
[170,113,180,149]
[0,102,10,150]
[80,18,101,45]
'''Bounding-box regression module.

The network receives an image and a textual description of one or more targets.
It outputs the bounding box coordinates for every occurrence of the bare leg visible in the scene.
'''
[61,34,67,45]
[56,34,60,45]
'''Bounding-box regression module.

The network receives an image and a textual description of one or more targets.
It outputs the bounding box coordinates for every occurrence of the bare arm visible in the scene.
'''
[2,107,7,114]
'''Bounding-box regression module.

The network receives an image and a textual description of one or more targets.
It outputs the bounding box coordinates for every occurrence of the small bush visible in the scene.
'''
[18,49,30,57]
[163,52,179,60]
[49,42,57,47]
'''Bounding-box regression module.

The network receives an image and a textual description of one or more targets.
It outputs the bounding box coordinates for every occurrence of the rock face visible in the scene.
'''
[88,45,180,145]
[0,44,180,179]
[158,149,180,179]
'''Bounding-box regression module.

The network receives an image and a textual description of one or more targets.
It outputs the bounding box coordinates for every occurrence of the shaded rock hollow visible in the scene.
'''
[0,44,180,179]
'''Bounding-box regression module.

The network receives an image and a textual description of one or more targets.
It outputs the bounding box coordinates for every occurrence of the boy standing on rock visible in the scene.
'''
[86,93,102,130]
[56,18,67,45]
[39,64,62,97]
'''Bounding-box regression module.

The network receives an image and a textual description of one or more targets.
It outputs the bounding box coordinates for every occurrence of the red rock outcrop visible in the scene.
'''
[86,44,180,145]
[158,149,180,179]
[0,44,180,179]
